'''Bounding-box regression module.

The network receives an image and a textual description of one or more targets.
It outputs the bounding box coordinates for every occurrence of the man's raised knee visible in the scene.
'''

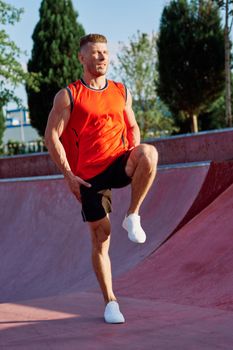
[138,144,158,172]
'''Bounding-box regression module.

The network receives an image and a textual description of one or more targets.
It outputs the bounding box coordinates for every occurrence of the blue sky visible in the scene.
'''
[5,0,168,108]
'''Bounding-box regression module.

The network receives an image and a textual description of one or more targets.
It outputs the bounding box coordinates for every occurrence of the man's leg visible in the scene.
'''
[125,144,158,214]
[88,216,125,323]
[122,144,158,243]
[88,216,116,304]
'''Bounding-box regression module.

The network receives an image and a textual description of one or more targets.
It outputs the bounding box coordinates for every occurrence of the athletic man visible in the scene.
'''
[45,34,158,324]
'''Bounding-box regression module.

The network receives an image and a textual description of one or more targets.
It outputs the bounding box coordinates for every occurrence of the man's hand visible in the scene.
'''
[65,172,91,202]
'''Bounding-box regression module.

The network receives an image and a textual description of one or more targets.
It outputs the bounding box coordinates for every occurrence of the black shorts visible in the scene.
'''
[80,151,132,222]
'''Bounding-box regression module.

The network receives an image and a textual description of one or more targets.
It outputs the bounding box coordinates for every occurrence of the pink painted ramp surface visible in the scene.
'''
[0,164,208,302]
[1,292,233,350]
[116,183,233,312]
[1,163,233,349]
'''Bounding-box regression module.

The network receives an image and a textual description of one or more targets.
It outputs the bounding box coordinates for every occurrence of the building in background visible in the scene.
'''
[3,108,40,144]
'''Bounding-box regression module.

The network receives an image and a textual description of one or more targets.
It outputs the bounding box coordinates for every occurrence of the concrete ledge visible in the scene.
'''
[147,127,233,165]
[1,128,233,178]
[0,153,60,179]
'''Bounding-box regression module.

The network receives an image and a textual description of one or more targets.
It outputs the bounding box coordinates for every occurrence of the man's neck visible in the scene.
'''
[82,74,107,90]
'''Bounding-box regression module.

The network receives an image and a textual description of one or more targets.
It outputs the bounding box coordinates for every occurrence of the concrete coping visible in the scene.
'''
[0,162,211,183]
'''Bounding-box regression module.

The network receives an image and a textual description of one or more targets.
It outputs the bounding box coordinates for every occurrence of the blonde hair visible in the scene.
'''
[79,34,107,50]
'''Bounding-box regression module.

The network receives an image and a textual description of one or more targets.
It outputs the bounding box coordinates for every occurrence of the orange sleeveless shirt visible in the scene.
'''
[61,79,129,180]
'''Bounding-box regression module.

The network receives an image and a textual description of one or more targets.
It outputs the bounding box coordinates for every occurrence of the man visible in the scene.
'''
[45,33,158,324]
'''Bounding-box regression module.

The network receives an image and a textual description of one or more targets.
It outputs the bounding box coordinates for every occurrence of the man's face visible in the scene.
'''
[79,42,109,77]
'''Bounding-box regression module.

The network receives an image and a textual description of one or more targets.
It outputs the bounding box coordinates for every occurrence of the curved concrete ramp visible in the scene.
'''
[116,182,233,312]
[0,164,209,302]
[174,160,233,232]
[1,162,233,349]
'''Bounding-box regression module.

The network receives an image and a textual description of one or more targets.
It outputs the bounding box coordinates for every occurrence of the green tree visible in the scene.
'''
[112,31,176,138]
[199,71,233,130]
[156,0,225,133]
[0,1,38,106]
[213,0,233,127]
[27,0,85,136]
[199,95,226,130]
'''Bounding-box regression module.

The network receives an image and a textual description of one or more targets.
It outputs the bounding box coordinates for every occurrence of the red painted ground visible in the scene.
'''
[0,162,233,349]
[116,182,233,311]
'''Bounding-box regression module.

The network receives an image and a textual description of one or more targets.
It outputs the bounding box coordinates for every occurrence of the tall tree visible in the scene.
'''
[0,0,38,107]
[112,31,176,138]
[27,0,85,136]
[199,70,233,130]
[156,0,225,133]
[213,0,233,127]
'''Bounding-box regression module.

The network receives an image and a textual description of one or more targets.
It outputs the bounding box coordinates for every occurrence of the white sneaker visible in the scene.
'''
[104,301,125,324]
[122,213,146,243]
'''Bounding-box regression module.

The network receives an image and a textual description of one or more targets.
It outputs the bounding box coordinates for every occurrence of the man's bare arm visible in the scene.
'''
[44,89,91,201]
[123,89,141,148]
[45,89,72,177]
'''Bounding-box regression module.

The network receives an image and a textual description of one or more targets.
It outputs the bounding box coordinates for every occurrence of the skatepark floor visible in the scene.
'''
[0,161,233,349]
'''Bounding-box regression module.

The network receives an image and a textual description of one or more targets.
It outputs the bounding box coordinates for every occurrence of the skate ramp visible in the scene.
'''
[0,163,210,302]
[116,182,233,312]
[1,161,233,349]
